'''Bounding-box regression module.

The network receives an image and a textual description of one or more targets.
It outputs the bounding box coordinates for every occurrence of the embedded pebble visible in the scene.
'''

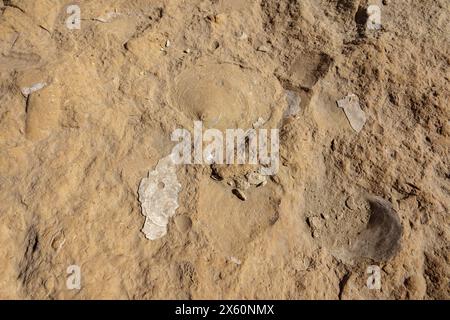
[345,196,356,210]
[308,216,323,231]
[232,188,247,201]
[321,213,329,220]
[50,232,65,251]
[174,215,192,233]
[235,178,250,190]
[236,31,248,40]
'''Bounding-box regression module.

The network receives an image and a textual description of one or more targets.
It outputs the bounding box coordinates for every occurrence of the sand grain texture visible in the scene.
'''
[0,0,448,299]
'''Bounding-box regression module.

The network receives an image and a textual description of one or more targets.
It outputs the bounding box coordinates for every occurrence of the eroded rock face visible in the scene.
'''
[0,0,447,300]
[25,84,61,142]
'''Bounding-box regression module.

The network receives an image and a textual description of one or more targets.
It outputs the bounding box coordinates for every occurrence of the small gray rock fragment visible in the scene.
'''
[337,94,367,133]
[138,152,182,240]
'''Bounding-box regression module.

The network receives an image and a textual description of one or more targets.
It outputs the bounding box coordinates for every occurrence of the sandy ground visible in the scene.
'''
[0,0,448,299]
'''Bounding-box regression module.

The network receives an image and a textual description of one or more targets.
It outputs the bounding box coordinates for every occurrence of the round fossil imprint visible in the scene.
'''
[170,63,283,130]
[349,195,403,262]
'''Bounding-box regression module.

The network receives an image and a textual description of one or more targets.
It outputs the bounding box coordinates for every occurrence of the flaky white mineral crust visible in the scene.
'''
[138,153,181,240]
[337,94,367,133]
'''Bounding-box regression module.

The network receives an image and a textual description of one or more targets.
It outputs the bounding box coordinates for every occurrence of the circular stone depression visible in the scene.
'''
[170,63,282,130]
[349,195,403,262]
[323,195,403,263]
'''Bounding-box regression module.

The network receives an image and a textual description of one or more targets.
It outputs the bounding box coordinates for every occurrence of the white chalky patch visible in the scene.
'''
[337,94,367,133]
[21,82,46,96]
[138,152,181,240]
[284,90,301,118]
